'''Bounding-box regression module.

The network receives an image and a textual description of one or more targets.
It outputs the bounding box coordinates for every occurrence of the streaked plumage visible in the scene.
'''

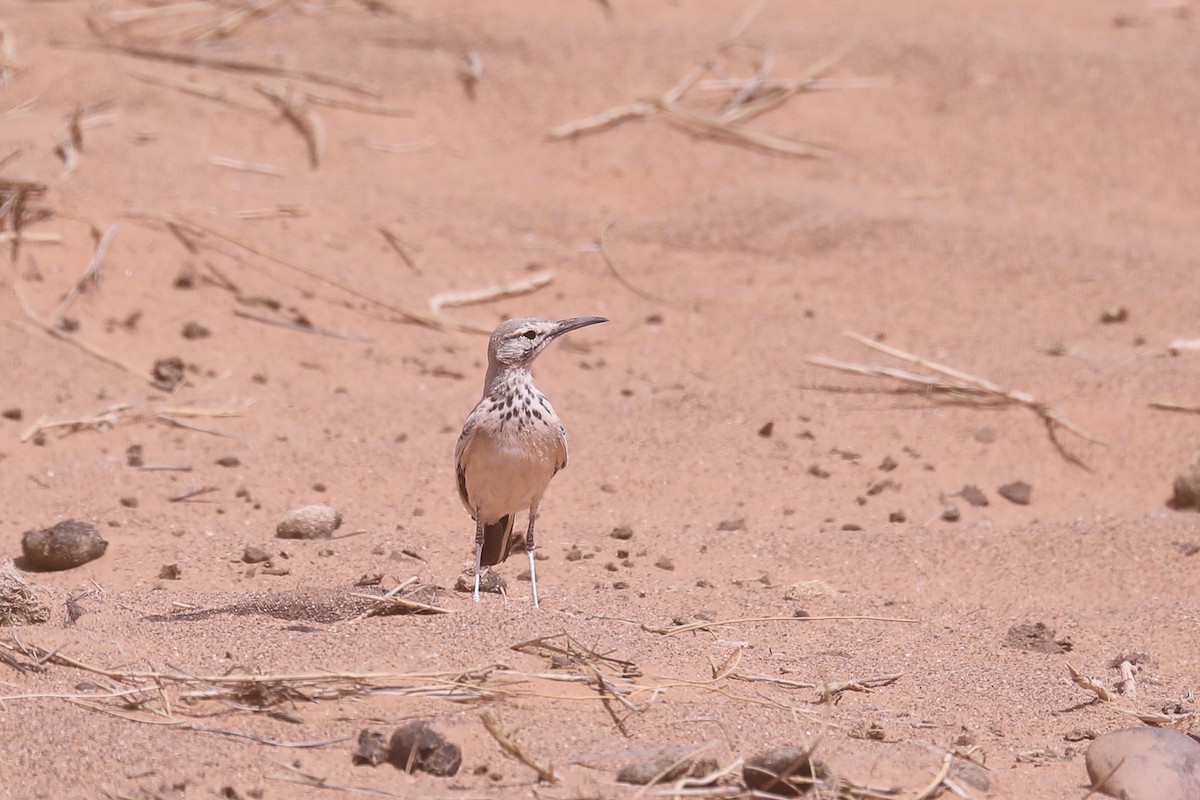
[455,315,607,606]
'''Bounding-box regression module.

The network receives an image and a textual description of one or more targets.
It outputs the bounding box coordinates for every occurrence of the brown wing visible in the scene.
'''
[454,412,477,515]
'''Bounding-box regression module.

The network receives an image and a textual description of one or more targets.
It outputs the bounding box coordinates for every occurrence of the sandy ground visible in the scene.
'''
[1,1,1199,798]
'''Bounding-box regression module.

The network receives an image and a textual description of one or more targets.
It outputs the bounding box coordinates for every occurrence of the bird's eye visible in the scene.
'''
[522,330,537,340]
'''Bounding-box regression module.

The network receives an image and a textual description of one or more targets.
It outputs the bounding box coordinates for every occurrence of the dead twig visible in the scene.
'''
[480,708,557,783]
[377,225,419,271]
[429,272,554,315]
[99,42,381,97]
[807,331,1104,466]
[233,307,370,341]
[642,614,919,637]
[1067,663,1112,702]
[597,221,666,304]
[19,402,132,442]
[15,282,158,386]
[143,213,487,333]
[255,82,325,168]
[53,224,116,322]
[1149,400,1200,414]
[815,673,903,704]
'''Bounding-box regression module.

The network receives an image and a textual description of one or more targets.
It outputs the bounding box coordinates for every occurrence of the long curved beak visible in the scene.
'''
[551,316,608,338]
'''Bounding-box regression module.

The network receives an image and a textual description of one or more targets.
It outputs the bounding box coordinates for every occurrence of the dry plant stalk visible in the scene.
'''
[642,613,918,637]
[255,82,325,168]
[814,673,903,704]
[548,29,851,158]
[480,708,557,783]
[99,41,381,97]
[597,221,668,304]
[1149,400,1200,414]
[15,281,157,386]
[807,331,1104,465]
[0,178,52,260]
[429,272,554,314]
[1067,663,1112,702]
[142,213,489,333]
[53,224,116,322]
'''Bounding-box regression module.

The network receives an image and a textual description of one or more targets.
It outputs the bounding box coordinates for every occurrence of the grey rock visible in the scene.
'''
[1086,727,1200,800]
[21,520,107,570]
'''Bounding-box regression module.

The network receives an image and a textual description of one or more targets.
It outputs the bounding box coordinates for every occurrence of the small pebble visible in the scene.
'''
[610,526,634,540]
[941,505,961,522]
[120,496,138,508]
[181,321,210,339]
[757,421,774,438]
[743,746,827,797]
[216,456,240,468]
[655,556,674,571]
[352,729,390,766]
[242,545,271,563]
[276,504,343,539]
[1100,307,1128,324]
[878,455,898,472]
[1170,451,1200,509]
[998,481,1033,505]
[1086,727,1200,800]
[565,547,583,561]
[888,510,907,523]
[1,408,22,421]
[717,518,746,532]
[388,721,461,776]
[617,754,692,785]
[158,563,182,580]
[21,520,108,570]
[960,485,989,507]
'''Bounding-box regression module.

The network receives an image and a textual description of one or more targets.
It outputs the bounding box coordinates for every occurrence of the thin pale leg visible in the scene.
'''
[473,508,484,603]
[525,503,540,608]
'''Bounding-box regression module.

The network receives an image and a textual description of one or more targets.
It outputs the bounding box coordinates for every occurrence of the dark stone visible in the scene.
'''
[998,481,1032,505]
[388,721,461,776]
[743,746,827,796]
[21,520,108,570]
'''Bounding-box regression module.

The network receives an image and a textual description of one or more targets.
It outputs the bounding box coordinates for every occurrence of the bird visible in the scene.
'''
[455,315,608,607]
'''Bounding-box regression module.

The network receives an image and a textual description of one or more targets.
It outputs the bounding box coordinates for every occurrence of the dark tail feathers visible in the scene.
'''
[480,514,520,567]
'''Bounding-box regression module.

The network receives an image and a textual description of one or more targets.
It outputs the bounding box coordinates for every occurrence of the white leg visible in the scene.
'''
[525,506,540,608]
[473,509,484,603]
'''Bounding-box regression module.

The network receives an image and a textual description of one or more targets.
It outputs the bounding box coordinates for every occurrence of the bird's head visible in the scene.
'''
[486,316,608,371]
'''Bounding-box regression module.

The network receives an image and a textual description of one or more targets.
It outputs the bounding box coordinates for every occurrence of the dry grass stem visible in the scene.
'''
[130,71,270,114]
[255,82,325,168]
[815,673,904,704]
[598,221,668,304]
[807,331,1104,464]
[234,307,370,341]
[100,43,381,96]
[1149,400,1200,413]
[344,589,451,618]
[642,614,919,637]
[0,231,60,245]
[910,753,954,800]
[148,213,487,333]
[209,156,286,176]
[377,224,419,270]
[480,708,558,783]
[52,223,117,322]
[549,30,853,158]
[236,204,310,219]
[1066,663,1112,702]
[19,402,132,442]
[303,90,411,117]
[429,271,554,314]
[15,281,158,385]
[0,178,52,261]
